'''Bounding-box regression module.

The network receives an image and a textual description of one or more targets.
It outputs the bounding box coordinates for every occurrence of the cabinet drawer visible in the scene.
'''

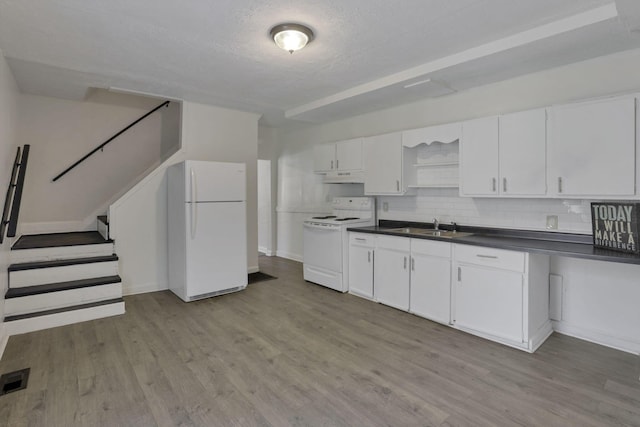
[376,235,411,251]
[350,232,375,246]
[411,239,451,258]
[454,245,525,272]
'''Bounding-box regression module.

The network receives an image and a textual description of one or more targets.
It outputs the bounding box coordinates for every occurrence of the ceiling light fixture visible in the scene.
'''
[270,23,314,54]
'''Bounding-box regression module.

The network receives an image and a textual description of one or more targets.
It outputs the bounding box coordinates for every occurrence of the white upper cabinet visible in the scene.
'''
[547,96,636,197]
[313,143,336,172]
[313,138,364,173]
[460,116,499,196]
[335,138,363,171]
[364,131,406,195]
[499,108,547,196]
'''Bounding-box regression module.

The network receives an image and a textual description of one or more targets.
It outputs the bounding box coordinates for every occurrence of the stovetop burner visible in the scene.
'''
[334,217,360,222]
[312,215,337,219]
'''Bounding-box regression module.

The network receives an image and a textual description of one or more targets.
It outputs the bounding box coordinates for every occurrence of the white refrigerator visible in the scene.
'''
[168,160,247,302]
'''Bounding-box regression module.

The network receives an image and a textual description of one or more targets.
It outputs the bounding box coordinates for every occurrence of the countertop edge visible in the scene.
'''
[346,226,640,265]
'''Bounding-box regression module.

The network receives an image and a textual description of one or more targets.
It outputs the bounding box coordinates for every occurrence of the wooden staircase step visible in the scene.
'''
[9,255,118,272]
[12,231,112,250]
[4,298,124,322]
[6,276,121,299]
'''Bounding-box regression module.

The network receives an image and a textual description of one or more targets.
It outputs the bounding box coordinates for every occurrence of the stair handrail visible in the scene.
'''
[52,100,170,182]
[1,144,30,243]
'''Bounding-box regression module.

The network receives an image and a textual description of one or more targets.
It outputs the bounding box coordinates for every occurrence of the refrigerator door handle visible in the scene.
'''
[190,168,197,239]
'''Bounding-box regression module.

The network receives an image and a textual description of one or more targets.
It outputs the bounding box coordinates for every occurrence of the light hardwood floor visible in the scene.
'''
[1,255,639,426]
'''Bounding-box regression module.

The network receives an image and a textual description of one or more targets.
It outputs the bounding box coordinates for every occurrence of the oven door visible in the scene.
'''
[303,222,342,273]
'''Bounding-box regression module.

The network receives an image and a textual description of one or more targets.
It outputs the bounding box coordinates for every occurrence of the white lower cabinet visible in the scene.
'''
[454,264,523,343]
[347,234,552,352]
[373,235,410,311]
[348,233,375,299]
[452,245,552,352]
[409,239,452,325]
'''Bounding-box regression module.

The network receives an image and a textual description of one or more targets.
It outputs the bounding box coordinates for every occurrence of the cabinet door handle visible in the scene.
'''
[492,177,496,192]
[503,177,507,193]
[336,159,339,169]
[404,256,407,270]
[558,177,562,193]
[457,266,461,281]
[396,180,400,191]
[331,160,334,170]
[355,237,366,241]
[368,251,371,263]
[476,254,498,259]
[411,257,415,271]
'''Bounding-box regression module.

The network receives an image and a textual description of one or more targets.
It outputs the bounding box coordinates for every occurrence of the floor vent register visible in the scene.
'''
[0,368,30,395]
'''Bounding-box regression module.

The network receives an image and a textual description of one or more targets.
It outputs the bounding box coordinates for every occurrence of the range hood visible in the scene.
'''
[322,170,365,184]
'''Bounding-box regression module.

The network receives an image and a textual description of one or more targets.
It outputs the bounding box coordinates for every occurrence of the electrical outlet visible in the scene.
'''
[382,202,389,212]
[546,215,558,230]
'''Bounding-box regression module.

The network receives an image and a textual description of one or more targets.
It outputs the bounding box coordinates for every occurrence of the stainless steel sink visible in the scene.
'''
[386,227,473,238]
[387,227,435,235]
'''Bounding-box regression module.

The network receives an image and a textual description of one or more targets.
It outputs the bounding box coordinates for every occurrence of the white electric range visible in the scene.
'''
[303,197,375,292]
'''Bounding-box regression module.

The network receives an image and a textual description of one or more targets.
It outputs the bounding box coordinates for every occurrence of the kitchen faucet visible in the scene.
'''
[432,217,439,230]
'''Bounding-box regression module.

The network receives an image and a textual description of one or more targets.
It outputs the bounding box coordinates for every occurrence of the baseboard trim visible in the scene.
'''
[552,321,640,355]
[0,324,9,361]
[258,246,275,256]
[248,265,259,274]
[529,320,554,353]
[122,281,168,296]
[276,250,302,262]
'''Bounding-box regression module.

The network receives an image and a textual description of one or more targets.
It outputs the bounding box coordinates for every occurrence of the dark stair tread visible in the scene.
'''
[4,298,124,322]
[12,231,112,250]
[97,215,109,225]
[6,276,122,299]
[9,255,119,271]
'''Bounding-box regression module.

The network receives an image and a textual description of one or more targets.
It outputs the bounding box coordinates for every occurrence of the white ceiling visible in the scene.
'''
[1,0,640,127]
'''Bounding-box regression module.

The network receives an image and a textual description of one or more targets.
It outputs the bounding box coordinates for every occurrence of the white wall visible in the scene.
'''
[269,48,640,353]
[258,126,279,258]
[257,160,273,255]
[274,135,365,260]
[0,51,19,350]
[181,102,260,273]
[17,90,178,233]
[110,101,260,295]
[160,100,181,162]
[379,189,593,233]
[550,257,640,354]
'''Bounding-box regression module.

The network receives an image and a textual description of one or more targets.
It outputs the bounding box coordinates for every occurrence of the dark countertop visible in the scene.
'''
[347,220,640,265]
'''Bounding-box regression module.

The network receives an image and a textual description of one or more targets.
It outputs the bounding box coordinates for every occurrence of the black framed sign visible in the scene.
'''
[591,202,639,254]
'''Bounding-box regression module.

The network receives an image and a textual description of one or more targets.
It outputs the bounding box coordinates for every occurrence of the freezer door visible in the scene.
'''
[185,201,248,297]
[186,160,245,202]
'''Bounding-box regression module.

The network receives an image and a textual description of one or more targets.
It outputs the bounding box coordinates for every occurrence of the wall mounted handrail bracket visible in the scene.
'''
[52,100,170,182]
[1,145,30,244]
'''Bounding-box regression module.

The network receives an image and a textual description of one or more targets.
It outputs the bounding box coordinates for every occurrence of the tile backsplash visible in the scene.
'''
[377,188,593,234]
